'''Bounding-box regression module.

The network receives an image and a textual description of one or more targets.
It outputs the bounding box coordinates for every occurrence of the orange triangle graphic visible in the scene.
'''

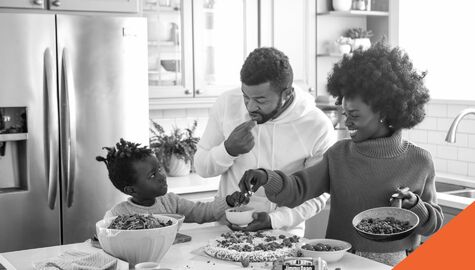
[394,202,475,269]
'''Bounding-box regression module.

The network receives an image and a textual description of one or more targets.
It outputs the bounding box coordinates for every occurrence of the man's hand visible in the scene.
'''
[224,120,256,157]
[238,169,268,194]
[226,191,250,207]
[228,212,272,232]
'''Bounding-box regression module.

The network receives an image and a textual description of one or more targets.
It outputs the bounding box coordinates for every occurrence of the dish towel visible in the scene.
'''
[34,250,117,270]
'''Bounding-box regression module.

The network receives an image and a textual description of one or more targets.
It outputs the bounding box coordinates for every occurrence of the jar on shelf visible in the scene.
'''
[332,0,352,11]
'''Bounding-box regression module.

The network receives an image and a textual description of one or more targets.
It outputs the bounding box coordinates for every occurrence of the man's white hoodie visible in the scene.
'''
[195,87,336,236]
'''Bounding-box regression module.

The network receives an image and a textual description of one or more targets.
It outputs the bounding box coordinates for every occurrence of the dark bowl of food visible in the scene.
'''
[352,207,419,242]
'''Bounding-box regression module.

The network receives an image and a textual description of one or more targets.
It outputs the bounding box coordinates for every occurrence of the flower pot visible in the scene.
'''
[332,0,352,11]
[167,154,191,177]
[338,44,352,54]
[352,38,371,51]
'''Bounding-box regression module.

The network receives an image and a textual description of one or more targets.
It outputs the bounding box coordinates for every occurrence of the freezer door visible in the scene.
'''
[56,14,149,244]
[0,13,60,252]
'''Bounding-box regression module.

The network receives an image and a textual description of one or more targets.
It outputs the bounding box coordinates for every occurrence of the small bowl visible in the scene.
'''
[225,206,255,226]
[160,213,185,230]
[135,262,161,270]
[297,239,351,262]
[352,207,419,242]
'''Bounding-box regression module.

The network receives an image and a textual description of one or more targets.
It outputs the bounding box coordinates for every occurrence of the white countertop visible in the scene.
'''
[0,224,391,270]
[167,173,220,194]
[436,173,475,209]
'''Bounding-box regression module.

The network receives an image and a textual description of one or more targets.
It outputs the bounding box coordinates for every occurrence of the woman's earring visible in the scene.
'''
[379,119,384,123]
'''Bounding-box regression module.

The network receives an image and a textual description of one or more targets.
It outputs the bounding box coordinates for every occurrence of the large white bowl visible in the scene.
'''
[225,206,255,226]
[96,214,178,266]
[297,238,352,262]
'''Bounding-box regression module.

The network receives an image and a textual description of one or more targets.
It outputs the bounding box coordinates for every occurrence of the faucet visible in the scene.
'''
[445,108,475,143]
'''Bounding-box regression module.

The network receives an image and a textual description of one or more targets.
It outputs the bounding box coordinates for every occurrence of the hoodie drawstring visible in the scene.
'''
[256,126,261,168]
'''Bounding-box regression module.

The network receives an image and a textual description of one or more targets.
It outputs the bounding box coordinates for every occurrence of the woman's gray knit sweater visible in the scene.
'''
[264,131,443,252]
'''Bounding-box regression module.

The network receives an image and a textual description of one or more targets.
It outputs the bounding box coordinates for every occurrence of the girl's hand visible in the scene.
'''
[226,191,250,207]
[238,169,268,195]
[390,187,418,209]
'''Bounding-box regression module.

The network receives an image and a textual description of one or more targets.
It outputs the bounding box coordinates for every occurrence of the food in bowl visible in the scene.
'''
[225,206,255,226]
[301,242,345,252]
[356,217,412,234]
[160,213,185,230]
[108,214,172,230]
[297,239,351,263]
[96,214,178,266]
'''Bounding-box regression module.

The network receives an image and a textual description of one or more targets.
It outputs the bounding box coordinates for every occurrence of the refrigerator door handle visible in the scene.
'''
[45,48,59,210]
[61,48,77,208]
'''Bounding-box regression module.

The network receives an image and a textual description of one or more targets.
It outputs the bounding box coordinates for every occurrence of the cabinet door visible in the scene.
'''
[261,0,316,95]
[192,0,258,97]
[145,0,194,99]
[48,0,139,13]
[0,0,45,9]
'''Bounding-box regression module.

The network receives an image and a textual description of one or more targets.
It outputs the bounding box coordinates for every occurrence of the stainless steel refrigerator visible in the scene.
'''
[0,13,149,252]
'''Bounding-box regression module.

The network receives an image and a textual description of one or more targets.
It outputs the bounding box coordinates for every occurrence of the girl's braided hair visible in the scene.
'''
[96,138,154,193]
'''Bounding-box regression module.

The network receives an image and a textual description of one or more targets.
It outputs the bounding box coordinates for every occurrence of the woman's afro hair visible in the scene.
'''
[327,42,430,130]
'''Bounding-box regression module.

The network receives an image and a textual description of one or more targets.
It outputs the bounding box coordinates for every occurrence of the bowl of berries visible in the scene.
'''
[297,239,351,262]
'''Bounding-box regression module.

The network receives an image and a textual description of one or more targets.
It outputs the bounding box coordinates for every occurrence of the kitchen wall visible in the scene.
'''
[150,108,210,138]
[151,97,475,181]
[402,99,475,179]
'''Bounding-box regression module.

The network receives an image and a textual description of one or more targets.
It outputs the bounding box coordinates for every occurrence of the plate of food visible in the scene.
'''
[203,230,301,264]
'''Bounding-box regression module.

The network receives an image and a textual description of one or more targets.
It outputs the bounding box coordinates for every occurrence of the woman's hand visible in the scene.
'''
[238,169,268,194]
[228,212,272,232]
[390,187,418,209]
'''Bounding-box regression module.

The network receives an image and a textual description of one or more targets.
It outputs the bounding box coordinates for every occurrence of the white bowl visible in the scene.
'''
[225,206,255,226]
[297,239,352,262]
[96,214,178,266]
[160,213,185,230]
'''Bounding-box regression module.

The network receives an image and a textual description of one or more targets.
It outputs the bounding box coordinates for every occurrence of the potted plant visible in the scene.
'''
[149,120,199,177]
[335,36,353,55]
[344,28,373,51]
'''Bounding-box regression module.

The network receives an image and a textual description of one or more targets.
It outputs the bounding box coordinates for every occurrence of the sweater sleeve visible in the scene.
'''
[167,193,230,223]
[268,193,329,230]
[411,161,444,236]
[194,95,238,177]
[264,153,331,208]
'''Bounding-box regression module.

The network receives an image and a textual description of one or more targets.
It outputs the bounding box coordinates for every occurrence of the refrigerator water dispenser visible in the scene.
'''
[0,107,28,191]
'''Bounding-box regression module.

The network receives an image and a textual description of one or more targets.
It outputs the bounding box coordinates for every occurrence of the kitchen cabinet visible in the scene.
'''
[260,0,317,96]
[145,0,258,107]
[0,0,139,13]
[316,0,398,96]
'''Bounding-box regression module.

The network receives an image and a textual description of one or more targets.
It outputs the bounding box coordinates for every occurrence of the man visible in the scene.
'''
[194,47,335,236]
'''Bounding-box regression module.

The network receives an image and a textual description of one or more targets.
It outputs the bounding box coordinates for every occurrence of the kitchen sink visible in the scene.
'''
[445,189,475,198]
[435,182,467,192]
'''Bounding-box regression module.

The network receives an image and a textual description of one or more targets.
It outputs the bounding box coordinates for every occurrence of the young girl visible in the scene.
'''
[96,138,243,223]
[237,43,443,266]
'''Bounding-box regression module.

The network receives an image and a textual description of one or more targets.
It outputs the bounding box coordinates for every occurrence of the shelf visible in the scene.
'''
[317,10,389,17]
[0,133,28,142]
[148,40,179,47]
[317,53,351,58]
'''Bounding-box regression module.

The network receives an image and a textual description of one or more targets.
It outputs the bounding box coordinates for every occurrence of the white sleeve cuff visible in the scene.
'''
[212,141,238,167]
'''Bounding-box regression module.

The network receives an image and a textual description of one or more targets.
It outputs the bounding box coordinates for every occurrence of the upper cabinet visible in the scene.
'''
[316,0,398,96]
[144,0,258,105]
[0,0,139,12]
[260,0,317,96]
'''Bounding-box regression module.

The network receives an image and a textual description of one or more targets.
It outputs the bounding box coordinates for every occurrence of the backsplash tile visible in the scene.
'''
[150,108,210,138]
[405,99,475,179]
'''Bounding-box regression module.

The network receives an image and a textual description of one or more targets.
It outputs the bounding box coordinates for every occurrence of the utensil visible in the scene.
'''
[352,188,419,242]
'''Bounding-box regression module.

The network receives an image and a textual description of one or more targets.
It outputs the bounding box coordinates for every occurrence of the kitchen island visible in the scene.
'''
[1,223,391,270]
